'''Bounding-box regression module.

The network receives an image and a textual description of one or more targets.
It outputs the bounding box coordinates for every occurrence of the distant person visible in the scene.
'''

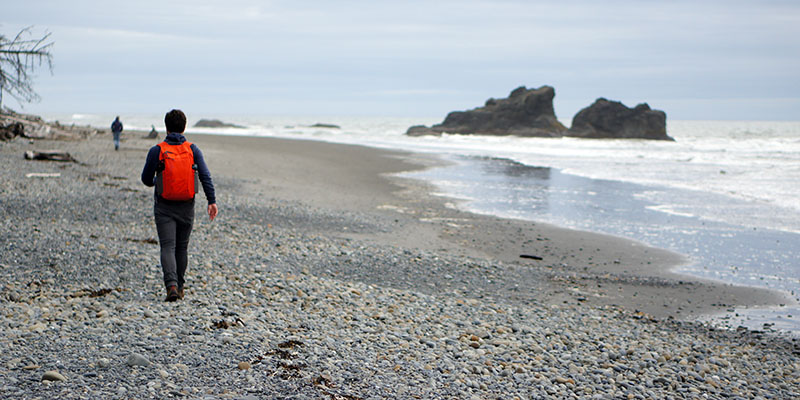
[141,109,218,302]
[111,116,123,150]
[148,124,158,139]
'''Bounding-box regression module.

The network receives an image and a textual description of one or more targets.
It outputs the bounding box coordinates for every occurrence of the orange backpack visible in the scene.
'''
[156,141,198,201]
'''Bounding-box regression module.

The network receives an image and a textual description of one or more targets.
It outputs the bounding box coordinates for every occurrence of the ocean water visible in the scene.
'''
[53,113,800,334]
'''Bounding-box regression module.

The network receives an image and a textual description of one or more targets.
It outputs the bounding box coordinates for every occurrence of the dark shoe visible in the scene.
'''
[165,285,179,302]
[177,287,185,300]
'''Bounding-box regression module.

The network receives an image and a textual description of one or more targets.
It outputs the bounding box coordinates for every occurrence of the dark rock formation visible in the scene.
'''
[567,98,672,141]
[310,123,340,129]
[406,86,567,137]
[193,119,246,129]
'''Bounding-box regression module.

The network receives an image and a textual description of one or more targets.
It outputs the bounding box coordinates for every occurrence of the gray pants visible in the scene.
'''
[113,131,121,150]
[154,199,195,289]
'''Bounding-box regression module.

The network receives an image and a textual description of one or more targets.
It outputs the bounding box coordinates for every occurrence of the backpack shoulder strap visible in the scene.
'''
[183,142,195,161]
[157,142,169,160]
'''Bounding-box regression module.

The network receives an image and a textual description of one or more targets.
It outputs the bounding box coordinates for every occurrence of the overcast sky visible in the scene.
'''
[3,0,799,120]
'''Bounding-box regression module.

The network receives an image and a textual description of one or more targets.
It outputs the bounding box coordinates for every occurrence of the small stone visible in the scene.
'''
[555,376,574,384]
[22,364,41,370]
[469,342,480,349]
[472,329,491,339]
[28,322,47,332]
[238,361,251,370]
[144,309,156,318]
[126,353,151,367]
[97,358,111,368]
[6,357,22,369]
[41,370,66,382]
[159,369,169,379]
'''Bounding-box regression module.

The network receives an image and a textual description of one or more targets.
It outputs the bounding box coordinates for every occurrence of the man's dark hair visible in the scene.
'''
[164,109,187,133]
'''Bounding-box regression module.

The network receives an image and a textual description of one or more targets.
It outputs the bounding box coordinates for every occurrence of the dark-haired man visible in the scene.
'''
[141,109,218,302]
[111,116,123,150]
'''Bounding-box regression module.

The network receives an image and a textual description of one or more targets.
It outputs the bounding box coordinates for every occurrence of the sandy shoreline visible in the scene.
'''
[2,128,799,398]
[187,132,791,321]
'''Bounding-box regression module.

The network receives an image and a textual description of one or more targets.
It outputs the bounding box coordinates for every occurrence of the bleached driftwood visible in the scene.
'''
[24,150,77,162]
[25,173,61,178]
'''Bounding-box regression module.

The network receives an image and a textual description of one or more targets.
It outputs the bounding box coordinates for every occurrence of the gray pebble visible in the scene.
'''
[41,370,66,382]
[126,353,151,367]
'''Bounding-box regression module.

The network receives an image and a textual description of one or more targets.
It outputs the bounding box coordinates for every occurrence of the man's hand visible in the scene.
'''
[208,203,218,221]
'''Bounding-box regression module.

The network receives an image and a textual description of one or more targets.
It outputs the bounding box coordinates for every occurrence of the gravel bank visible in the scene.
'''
[1,131,799,399]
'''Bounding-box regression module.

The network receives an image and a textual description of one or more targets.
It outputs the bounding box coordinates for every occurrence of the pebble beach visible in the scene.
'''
[1,128,799,399]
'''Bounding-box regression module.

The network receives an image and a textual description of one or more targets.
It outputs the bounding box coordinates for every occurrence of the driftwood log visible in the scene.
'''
[24,150,77,162]
[1,122,25,141]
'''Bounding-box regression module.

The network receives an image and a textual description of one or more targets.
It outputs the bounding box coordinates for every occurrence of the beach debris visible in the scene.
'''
[312,373,335,388]
[24,150,77,162]
[69,288,114,298]
[212,318,245,329]
[25,172,60,178]
[3,110,100,140]
[519,254,543,260]
[126,237,159,245]
[277,339,304,349]
[1,122,24,141]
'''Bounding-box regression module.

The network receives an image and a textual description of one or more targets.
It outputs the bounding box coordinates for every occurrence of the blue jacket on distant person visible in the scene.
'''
[111,118,123,133]
[141,132,216,204]
[111,116,123,150]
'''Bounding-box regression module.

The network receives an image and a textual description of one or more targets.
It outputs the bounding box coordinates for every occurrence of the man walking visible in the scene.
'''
[141,109,218,301]
[111,116,123,150]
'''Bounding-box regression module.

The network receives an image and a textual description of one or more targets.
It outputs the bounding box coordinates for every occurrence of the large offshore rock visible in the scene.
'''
[406,86,567,137]
[567,98,673,141]
[193,119,246,129]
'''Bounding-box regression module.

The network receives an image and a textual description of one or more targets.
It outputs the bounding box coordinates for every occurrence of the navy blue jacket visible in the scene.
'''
[141,132,216,204]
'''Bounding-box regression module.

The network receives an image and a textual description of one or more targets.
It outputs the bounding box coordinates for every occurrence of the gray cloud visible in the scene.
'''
[3,0,799,119]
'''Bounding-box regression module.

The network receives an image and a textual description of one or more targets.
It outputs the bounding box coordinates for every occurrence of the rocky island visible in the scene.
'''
[567,98,673,141]
[407,86,671,140]
[407,86,567,137]
[193,119,246,129]
[309,123,341,129]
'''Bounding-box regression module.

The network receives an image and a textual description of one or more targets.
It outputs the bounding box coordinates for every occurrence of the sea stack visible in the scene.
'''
[407,86,567,137]
[193,119,246,129]
[567,98,673,141]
